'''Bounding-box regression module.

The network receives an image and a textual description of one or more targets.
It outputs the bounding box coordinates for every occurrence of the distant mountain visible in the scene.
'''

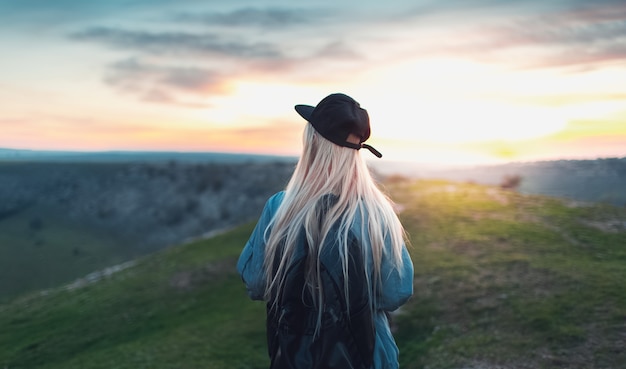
[0,160,295,299]
[372,157,626,207]
[3,149,624,206]
[0,148,296,164]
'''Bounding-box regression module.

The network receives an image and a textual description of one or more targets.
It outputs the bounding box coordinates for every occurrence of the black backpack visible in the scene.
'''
[266,227,375,369]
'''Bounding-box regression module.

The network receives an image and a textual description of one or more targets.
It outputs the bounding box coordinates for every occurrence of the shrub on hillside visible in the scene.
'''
[500,174,522,190]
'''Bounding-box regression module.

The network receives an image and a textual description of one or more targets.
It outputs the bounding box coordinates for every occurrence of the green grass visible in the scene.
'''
[0,205,133,301]
[1,179,625,368]
[0,223,269,369]
[389,180,626,369]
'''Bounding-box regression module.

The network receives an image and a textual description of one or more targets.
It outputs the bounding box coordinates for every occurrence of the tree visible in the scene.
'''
[500,174,522,191]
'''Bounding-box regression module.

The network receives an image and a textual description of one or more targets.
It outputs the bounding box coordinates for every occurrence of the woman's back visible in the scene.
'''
[237,93,414,369]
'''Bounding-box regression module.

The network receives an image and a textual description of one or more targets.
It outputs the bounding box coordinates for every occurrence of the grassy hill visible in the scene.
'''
[0,161,293,300]
[0,204,134,300]
[1,180,625,368]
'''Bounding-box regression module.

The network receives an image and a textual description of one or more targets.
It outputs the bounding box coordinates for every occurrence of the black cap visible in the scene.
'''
[294,93,382,158]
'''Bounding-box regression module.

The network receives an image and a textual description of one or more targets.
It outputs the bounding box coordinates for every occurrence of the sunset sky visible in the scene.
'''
[1,0,625,165]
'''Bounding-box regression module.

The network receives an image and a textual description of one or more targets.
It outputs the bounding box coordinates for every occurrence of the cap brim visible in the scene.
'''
[294,104,315,122]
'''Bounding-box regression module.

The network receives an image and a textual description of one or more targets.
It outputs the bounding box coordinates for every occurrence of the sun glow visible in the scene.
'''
[200,82,324,126]
[353,59,569,143]
[368,99,568,143]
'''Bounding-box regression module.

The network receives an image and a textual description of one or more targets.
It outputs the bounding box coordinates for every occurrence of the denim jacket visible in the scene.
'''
[237,191,414,369]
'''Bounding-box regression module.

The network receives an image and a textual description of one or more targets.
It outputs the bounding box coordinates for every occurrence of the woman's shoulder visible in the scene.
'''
[270,191,285,202]
[265,191,286,211]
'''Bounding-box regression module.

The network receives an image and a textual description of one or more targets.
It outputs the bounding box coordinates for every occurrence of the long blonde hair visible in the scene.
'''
[263,123,405,319]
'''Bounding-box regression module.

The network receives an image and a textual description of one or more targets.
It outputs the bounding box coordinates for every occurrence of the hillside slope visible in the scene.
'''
[372,157,626,206]
[1,180,624,369]
[0,161,293,300]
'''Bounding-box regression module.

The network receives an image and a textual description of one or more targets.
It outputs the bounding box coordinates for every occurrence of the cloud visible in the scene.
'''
[314,41,362,59]
[104,58,229,107]
[67,10,364,106]
[71,27,284,60]
[398,1,626,71]
[485,6,626,69]
[494,6,626,45]
[172,7,325,28]
[61,0,626,108]
[397,0,626,18]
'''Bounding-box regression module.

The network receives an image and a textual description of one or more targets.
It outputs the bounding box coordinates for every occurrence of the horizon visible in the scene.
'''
[1,146,624,168]
[1,1,625,165]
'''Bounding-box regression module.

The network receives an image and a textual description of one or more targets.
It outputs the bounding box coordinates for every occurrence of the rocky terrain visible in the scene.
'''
[374,157,626,207]
[0,160,296,251]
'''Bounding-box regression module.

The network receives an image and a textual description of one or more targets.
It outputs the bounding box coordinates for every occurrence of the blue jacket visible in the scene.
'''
[237,191,414,369]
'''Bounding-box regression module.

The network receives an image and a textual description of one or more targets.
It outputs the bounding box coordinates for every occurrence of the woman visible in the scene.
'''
[237,93,414,369]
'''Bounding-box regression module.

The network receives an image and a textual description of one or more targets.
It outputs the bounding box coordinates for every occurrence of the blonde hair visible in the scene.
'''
[263,123,405,329]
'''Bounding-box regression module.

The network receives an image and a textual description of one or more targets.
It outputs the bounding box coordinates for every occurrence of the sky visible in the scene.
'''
[1,0,625,165]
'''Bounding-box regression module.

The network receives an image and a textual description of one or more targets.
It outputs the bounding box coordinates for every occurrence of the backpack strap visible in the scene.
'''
[266,229,375,369]
[321,231,375,369]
